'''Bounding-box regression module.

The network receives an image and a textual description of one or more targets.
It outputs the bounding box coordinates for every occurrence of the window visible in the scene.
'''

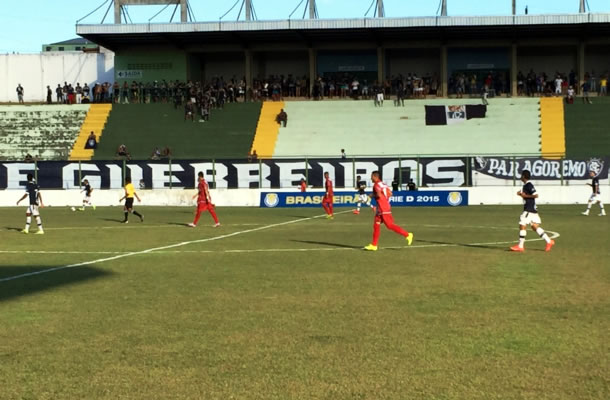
[75,46,81,50]
[58,47,64,51]
[45,46,51,51]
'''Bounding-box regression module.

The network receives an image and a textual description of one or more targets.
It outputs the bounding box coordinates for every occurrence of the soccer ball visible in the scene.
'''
[71,207,76,212]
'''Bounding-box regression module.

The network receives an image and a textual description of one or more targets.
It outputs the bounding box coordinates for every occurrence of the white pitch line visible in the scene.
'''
[0,230,560,258]
[29,223,265,231]
[0,210,353,283]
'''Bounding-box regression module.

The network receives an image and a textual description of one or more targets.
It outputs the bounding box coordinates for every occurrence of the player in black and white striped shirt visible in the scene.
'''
[581,171,606,216]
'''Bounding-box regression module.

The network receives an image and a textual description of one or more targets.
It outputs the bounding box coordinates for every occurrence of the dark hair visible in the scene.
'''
[521,170,531,180]
[198,171,204,178]
[372,170,380,178]
[125,177,132,184]
[26,173,33,181]
[356,175,361,180]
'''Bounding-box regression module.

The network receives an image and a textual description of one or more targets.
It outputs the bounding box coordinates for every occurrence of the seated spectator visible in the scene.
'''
[150,147,161,160]
[566,86,575,104]
[85,131,97,149]
[248,150,258,162]
[139,179,146,190]
[161,146,172,158]
[24,153,34,162]
[276,109,287,127]
[116,144,131,160]
[81,94,91,104]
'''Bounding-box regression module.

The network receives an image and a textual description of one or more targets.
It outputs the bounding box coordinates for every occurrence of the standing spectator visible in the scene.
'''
[341,149,347,159]
[481,86,489,105]
[581,81,592,104]
[600,76,607,96]
[566,86,575,104]
[184,100,194,122]
[56,84,63,103]
[62,82,69,104]
[85,132,97,149]
[554,75,563,96]
[75,83,83,104]
[16,84,24,103]
[83,83,90,100]
[299,178,307,192]
[46,86,52,104]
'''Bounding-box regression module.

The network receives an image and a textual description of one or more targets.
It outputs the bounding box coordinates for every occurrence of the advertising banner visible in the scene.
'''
[260,191,469,208]
[474,157,608,181]
[0,158,470,190]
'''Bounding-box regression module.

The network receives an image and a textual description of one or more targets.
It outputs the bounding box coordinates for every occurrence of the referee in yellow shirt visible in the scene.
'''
[119,177,143,223]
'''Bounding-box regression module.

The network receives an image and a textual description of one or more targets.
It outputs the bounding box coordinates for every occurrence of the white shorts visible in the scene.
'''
[358,194,369,203]
[589,193,601,203]
[519,211,541,226]
[376,93,384,101]
[27,205,40,216]
[84,196,91,203]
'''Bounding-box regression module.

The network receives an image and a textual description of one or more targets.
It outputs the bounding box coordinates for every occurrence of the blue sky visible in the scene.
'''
[1,0,609,53]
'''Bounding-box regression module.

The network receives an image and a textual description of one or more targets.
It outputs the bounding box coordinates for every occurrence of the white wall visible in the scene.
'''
[0,187,606,208]
[0,51,114,102]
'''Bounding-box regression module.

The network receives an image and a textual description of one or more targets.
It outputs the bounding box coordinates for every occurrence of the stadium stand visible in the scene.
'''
[271,98,542,157]
[92,102,262,160]
[540,98,566,158]
[0,105,89,160]
[69,104,112,160]
[564,97,610,158]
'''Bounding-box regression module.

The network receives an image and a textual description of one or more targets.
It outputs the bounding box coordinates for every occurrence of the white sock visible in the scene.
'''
[587,202,593,210]
[356,203,361,211]
[25,216,32,230]
[518,230,526,247]
[536,227,551,243]
[35,216,43,230]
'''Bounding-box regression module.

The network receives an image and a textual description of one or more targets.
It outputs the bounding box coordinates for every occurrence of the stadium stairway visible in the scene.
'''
[250,101,285,158]
[540,98,566,158]
[0,105,89,160]
[69,104,112,160]
[272,98,541,157]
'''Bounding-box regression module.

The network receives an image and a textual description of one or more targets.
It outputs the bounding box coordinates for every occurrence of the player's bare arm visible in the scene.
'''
[16,193,27,205]
[38,193,44,207]
[135,192,141,202]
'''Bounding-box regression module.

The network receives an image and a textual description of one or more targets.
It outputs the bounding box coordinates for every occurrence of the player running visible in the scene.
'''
[581,170,606,216]
[119,177,143,224]
[16,173,44,234]
[79,179,96,211]
[364,171,413,251]
[188,171,220,227]
[510,169,555,252]
[321,171,334,219]
[353,175,374,214]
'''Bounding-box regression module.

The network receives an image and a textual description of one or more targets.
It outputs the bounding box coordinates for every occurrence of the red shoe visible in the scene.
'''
[352,210,360,215]
[510,245,524,252]
[545,240,555,252]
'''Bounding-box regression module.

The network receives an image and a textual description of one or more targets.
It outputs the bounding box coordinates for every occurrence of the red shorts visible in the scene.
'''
[375,213,394,226]
[322,196,333,205]
[197,203,213,212]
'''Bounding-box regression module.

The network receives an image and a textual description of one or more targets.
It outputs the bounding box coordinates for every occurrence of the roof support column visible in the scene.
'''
[115,2,122,24]
[245,0,252,21]
[245,49,253,98]
[440,45,448,98]
[511,43,518,97]
[180,0,187,22]
[441,0,448,16]
[578,41,585,94]
[579,0,586,13]
[309,0,316,19]
[309,47,317,97]
[377,46,385,85]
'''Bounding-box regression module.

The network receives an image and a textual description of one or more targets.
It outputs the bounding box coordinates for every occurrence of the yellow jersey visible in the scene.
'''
[124,183,135,198]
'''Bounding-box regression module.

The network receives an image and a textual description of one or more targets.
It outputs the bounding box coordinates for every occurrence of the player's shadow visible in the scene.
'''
[0,266,112,303]
[291,240,361,249]
[99,218,125,223]
[4,227,23,232]
[416,239,504,252]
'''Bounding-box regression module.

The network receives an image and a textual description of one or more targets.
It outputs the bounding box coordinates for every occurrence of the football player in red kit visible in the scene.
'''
[188,171,220,228]
[364,171,413,251]
[321,171,334,219]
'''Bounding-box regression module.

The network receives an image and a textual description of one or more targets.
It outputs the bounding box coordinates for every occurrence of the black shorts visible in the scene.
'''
[125,198,134,209]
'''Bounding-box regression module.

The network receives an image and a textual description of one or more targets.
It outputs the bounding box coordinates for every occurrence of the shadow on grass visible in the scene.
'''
[291,240,361,249]
[4,227,23,232]
[416,239,506,252]
[0,266,112,302]
[99,218,124,223]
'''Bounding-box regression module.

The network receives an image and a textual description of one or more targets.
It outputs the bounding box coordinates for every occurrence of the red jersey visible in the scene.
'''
[325,178,333,197]
[197,180,211,204]
[300,181,307,192]
[373,181,392,213]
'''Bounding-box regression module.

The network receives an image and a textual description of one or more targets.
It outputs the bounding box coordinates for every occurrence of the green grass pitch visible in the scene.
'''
[0,205,608,399]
